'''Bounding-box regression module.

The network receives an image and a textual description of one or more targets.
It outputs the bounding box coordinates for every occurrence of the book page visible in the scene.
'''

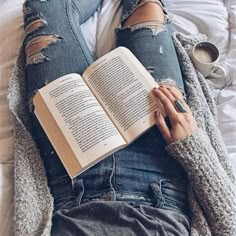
[83,47,165,143]
[35,74,126,168]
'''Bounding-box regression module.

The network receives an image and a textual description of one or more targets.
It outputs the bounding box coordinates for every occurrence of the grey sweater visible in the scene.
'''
[8,33,236,236]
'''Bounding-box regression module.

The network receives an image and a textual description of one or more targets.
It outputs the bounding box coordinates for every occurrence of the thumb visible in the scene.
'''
[154,111,172,144]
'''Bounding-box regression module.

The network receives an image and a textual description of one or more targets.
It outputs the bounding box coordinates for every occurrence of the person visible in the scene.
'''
[22,0,236,235]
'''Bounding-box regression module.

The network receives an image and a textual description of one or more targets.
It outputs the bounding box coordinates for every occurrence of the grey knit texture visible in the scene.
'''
[8,49,53,236]
[8,33,236,236]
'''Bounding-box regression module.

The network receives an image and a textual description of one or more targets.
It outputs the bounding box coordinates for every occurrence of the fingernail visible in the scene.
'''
[154,111,160,119]
[153,87,158,91]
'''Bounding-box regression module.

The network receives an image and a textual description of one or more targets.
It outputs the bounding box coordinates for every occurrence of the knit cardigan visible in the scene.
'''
[8,32,236,236]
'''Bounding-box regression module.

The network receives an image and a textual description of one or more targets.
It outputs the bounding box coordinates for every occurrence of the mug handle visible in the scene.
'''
[208,64,227,79]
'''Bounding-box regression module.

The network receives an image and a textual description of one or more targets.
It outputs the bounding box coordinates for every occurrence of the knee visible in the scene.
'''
[123,0,165,27]
[23,2,63,65]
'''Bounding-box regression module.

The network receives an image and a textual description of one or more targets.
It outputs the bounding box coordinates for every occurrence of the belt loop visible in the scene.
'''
[73,179,85,206]
[150,181,165,208]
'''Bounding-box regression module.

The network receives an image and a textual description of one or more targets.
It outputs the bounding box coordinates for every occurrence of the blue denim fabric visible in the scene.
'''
[23,0,189,220]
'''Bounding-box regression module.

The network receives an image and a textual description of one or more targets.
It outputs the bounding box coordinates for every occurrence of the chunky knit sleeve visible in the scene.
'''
[166,128,236,236]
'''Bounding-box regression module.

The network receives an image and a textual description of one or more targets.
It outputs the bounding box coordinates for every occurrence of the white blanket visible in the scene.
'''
[0,0,236,235]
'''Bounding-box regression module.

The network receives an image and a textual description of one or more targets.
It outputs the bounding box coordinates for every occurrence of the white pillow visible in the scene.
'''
[225,0,236,85]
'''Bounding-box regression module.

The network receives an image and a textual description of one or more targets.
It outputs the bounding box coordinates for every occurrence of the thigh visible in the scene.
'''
[23,0,102,200]
[117,0,185,94]
[112,0,189,216]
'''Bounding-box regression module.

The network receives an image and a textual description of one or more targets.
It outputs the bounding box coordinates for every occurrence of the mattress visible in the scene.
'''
[0,0,236,235]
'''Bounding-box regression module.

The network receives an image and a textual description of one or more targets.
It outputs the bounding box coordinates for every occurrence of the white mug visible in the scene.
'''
[189,41,226,79]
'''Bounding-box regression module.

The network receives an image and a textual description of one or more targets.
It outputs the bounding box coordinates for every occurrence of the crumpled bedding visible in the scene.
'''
[0,0,236,235]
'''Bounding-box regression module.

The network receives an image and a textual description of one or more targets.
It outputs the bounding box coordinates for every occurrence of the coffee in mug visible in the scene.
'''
[189,41,226,79]
[194,46,217,63]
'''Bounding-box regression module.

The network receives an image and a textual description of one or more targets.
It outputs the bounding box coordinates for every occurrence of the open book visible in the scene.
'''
[33,47,164,178]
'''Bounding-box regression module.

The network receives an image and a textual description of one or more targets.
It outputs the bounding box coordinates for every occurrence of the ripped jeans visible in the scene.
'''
[23,0,189,225]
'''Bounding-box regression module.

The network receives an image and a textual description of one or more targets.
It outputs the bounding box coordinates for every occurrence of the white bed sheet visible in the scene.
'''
[0,0,235,235]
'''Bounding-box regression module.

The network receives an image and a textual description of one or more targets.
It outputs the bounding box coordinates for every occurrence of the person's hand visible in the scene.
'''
[153,85,198,144]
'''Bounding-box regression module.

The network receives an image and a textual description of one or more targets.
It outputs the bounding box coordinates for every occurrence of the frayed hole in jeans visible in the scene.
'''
[25,34,63,65]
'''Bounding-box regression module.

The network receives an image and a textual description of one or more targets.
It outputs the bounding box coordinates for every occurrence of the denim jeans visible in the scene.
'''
[23,0,189,221]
